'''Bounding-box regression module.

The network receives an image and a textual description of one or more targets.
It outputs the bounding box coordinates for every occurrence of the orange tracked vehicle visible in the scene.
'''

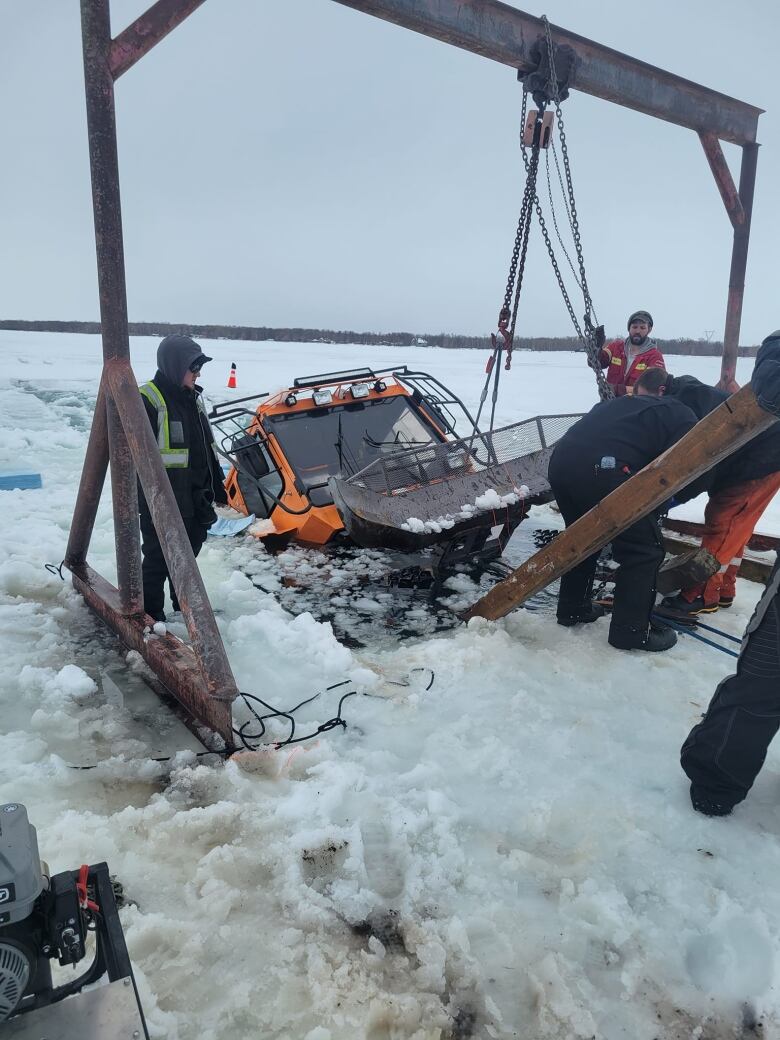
[211,366,579,571]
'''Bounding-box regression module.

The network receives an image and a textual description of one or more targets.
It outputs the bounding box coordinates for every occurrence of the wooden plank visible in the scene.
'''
[736,556,774,584]
[663,517,780,554]
[462,386,777,621]
[656,546,719,595]
[662,533,772,586]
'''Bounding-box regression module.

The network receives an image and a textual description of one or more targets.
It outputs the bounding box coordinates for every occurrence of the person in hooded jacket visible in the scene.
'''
[599,309,666,396]
[548,386,703,652]
[678,331,780,817]
[633,338,780,615]
[139,334,228,622]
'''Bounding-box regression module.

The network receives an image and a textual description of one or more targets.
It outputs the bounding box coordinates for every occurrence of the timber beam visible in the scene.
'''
[663,517,780,555]
[462,385,778,621]
[661,533,772,587]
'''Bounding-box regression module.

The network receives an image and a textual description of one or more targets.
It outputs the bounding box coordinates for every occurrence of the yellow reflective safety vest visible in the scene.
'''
[139,380,211,470]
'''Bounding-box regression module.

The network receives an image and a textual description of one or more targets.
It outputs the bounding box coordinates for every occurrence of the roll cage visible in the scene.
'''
[208,366,486,515]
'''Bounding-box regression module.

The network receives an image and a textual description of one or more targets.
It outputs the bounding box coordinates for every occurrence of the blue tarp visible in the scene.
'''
[0,472,42,491]
[207,514,256,538]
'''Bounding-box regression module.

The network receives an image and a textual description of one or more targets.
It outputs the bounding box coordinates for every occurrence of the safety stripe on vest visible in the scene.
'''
[139,382,189,468]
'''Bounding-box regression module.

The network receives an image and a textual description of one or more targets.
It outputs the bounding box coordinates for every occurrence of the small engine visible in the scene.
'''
[0,802,147,1034]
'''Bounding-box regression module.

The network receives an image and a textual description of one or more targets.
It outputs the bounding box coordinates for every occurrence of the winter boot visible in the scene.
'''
[718,596,734,609]
[556,602,606,627]
[660,593,718,616]
[690,785,735,817]
[608,620,677,652]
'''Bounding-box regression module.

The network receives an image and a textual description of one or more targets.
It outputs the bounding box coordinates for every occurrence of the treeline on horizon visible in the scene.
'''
[0,320,758,357]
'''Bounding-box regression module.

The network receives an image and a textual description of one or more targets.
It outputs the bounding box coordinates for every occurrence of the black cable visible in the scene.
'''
[45,560,66,580]
[272,690,358,747]
[68,749,229,771]
[67,670,436,768]
[385,667,435,691]
[233,679,353,748]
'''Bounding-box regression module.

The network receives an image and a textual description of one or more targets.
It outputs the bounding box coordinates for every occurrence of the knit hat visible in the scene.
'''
[628,310,653,330]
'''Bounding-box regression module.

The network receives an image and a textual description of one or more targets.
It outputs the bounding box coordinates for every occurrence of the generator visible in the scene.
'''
[0,802,148,1037]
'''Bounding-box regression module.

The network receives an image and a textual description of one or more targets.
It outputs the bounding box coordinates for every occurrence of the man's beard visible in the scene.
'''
[630,334,648,346]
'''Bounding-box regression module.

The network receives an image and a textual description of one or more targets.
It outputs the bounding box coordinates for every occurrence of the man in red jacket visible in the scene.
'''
[599,310,666,396]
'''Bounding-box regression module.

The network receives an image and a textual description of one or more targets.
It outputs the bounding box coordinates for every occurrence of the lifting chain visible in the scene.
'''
[545,147,592,320]
[538,15,612,400]
[500,93,543,360]
[480,13,612,433]
[474,91,545,435]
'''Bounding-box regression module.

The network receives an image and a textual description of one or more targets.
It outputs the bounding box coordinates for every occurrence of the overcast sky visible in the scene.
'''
[1,1,778,342]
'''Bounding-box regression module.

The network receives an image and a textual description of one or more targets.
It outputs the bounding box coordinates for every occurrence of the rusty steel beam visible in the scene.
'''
[77,0,238,739]
[66,380,110,567]
[109,0,208,80]
[332,0,762,145]
[719,143,759,391]
[699,133,745,229]
[106,392,144,615]
[105,359,238,705]
[70,563,233,743]
[81,0,132,364]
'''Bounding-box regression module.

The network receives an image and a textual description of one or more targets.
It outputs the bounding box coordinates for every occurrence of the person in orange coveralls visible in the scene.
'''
[599,310,666,396]
[637,333,780,615]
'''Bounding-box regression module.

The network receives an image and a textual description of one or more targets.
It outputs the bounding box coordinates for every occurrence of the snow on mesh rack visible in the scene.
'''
[401,485,530,534]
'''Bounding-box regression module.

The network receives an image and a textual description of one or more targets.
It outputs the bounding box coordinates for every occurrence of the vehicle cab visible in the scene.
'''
[213,368,454,546]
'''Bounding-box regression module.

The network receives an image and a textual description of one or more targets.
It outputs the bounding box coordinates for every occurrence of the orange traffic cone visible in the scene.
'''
[227,362,237,389]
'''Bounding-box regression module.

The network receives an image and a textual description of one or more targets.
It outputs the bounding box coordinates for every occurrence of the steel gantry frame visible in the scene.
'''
[67,0,762,741]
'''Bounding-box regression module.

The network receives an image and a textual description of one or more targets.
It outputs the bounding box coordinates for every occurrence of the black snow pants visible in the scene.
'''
[681,559,780,810]
[140,512,208,619]
[548,460,665,637]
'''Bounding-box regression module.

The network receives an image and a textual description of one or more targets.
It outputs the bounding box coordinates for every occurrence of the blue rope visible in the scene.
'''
[653,613,740,659]
[685,617,742,645]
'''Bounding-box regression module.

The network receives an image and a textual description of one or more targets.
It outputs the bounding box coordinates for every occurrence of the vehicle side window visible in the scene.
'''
[232,434,283,518]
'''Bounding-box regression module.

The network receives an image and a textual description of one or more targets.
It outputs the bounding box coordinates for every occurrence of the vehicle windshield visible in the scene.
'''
[265,395,442,494]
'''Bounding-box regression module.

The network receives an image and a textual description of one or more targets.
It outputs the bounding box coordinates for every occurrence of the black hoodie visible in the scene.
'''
[665,371,780,492]
[140,346,227,524]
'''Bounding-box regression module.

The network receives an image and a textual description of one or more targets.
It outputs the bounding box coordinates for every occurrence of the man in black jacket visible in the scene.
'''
[139,335,228,622]
[635,352,780,614]
[678,331,780,816]
[548,391,701,651]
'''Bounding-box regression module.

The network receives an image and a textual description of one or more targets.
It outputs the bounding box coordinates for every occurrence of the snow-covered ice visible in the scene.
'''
[1,332,778,1039]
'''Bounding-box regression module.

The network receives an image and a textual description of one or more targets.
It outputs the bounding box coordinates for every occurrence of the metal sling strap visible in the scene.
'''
[139,381,189,468]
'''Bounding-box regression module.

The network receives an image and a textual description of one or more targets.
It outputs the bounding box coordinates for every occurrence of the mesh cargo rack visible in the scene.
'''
[343,414,582,496]
[329,414,582,552]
